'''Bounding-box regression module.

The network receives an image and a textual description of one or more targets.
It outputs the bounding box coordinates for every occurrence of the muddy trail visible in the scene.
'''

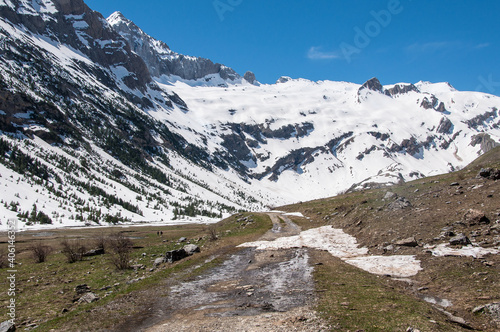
[116,214,329,332]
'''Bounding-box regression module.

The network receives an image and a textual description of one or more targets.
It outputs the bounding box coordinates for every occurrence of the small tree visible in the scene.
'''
[108,232,133,270]
[29,242,52,263]
[60,239,86,263]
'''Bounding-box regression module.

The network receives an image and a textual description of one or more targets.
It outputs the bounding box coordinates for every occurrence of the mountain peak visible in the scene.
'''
[107,11,130,26]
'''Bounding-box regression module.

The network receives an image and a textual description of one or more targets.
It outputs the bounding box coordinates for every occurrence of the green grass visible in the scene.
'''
[311,251,463,332]
[0,213,273,331]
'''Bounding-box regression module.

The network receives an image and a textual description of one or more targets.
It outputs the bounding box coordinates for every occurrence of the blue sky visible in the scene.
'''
[85,0,500,95]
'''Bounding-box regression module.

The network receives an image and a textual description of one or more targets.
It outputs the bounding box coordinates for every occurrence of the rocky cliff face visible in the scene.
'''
[107,11,241,85]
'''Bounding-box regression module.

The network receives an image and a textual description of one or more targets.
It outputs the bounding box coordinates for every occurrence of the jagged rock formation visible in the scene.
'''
[107,11,241,85]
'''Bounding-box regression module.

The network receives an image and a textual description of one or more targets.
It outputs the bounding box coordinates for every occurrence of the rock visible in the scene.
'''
[131,264,145,270]
[0,320,15,332]
[472,302,500,322]
[276,76,291,84]
[479,168,492,178]
[82,248,105,257]
[440,226,455,237]
[183,244,200,256]
[449,233,471,246]
[61,308,69,313]
[395,237,418,247]
[450,182,460,186]
[165,249,188,263]
[406,328,421,332]
[383,244,395,253]
[75,284,90,295]
[178,237,187,243]
[153,257,165,267]
[359,77,384,93]
[384,191,397,200]
[464,209,490,226]
[387,197,412,210]
[243,71,256,85]
[437,117,453,134]
[78,292,99,304]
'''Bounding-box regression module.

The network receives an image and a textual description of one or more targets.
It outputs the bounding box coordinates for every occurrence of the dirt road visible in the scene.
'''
[135,213,328,331]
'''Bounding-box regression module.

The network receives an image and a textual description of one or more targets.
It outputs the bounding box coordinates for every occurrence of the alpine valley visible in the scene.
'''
[0,0,499,230]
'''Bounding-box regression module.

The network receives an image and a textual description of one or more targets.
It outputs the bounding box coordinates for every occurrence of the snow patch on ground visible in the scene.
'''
[239,225,422,277]
[428,244,500,258]
[283,212,304,217]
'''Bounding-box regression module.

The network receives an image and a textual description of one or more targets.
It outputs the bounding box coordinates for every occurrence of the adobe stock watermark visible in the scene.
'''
[340,0,407,63]
[475,74,500,95]
[213,0,243,22]
[6,219,17,326]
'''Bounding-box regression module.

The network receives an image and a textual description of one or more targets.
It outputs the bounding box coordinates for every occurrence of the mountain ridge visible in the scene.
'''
[0,0,499,230]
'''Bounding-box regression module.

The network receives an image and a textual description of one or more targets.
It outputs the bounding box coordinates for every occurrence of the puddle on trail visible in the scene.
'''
[239,225,422,278]
[166,247,315,317]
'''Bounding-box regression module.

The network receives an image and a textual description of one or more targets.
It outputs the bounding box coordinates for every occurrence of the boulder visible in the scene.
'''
[165,249,188,263]
[183,244,200,256]
[153,257,165,267]
[83,248,105,257]
[449,233,471,246]
[395,237,418,247]
[0,321,15,332]
[464,209,490,226]
[178,237,187,243]
[478,168,500,180]
[78,292,99,304]
[387,197,412,210]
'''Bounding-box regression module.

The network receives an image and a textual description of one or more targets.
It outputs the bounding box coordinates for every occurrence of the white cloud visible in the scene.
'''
[474,43,491,49]
[307,46,341,60]
[405,41,461,54]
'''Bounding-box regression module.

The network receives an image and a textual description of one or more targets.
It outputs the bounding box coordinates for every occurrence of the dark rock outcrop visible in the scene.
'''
[244,71,257,85]
[478,168,500,180]
[384,83,419,96]
[276,76,292,84]
[470,133,499,154]
[359,77,384,93]
[436,117,454,134]
[165,249,188,263]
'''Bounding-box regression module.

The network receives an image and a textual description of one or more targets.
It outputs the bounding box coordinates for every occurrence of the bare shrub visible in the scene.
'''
[29,242,52,263]
[93,234,109,253]
[207,224,218,241]
[0,249,7,268]
[108,232,133,270]
[60,239,86,263]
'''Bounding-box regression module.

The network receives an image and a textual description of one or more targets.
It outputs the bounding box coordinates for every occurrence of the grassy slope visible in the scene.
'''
[281,147,500,331]
[0,213,272,331]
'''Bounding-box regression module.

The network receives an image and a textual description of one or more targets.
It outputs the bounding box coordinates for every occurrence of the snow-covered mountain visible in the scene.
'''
[0,0,499,230]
